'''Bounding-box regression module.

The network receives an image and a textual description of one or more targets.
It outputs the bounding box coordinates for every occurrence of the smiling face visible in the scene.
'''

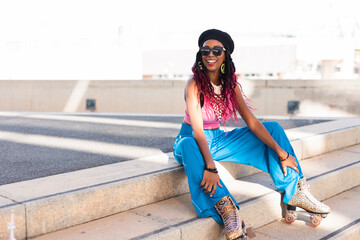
[201,39,226,74]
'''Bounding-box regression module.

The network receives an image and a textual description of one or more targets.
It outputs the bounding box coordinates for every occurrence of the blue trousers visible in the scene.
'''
[173,122,303,225]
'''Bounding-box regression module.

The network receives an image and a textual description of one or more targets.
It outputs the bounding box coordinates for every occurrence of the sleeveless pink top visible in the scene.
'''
[183,95,233,129]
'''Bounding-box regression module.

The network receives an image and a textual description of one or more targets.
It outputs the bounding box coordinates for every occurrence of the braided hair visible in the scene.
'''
[191,50,242,123]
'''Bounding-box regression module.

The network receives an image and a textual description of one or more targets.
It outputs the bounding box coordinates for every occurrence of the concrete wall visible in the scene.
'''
[0,80,185,114]
[0,79,359,117]
[241,79,360,117]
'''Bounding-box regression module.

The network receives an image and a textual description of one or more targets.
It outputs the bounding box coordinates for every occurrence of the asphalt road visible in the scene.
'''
[0,112,330,185]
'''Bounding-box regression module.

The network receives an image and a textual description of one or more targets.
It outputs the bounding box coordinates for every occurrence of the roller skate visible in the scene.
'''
[215,196,256,239]
[284,177,330,227]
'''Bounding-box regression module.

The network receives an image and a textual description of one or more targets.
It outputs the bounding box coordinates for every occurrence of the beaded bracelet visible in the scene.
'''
[204,166,218,174]
[279,152,290,162]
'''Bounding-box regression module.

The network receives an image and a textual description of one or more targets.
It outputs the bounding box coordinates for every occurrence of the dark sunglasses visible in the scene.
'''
[200,46,226,56]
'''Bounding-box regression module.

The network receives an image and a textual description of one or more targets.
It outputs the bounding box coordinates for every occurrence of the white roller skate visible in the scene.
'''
[285,177,330,227]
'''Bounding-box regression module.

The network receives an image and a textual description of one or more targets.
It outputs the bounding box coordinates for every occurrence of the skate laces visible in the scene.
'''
[299,179,321,204]
[298,178,310,191]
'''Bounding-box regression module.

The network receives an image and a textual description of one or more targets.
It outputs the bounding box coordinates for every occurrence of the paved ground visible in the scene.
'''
[0,112,331,185]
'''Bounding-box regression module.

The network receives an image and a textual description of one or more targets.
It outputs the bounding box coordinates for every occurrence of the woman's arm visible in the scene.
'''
[185,78,222,196]
[186,79,214,168]
[235,85,299,176]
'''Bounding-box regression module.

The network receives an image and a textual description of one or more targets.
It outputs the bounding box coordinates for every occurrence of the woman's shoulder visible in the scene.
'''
[184,76,201,101]
[185,76,198,91]
[186,76,195,84]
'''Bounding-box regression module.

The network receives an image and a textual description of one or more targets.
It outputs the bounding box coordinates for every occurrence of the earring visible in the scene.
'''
[198,61,203,71]
[221,63,226,74]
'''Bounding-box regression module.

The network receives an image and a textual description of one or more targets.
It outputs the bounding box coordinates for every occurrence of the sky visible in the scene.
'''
[0,0,359,79]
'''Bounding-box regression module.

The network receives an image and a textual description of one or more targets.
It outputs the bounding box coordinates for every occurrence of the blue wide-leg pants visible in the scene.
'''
[173,121,303,225]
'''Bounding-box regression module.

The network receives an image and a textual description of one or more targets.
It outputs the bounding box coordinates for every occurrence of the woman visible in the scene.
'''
[172,29,330,240]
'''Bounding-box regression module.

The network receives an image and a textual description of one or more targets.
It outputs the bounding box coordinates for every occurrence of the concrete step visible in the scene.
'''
[26,144,360,240]
[255,186,360,240]
[0,118,359,240]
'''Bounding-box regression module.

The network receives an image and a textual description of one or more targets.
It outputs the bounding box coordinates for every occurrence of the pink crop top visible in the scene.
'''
[183,95,232,129]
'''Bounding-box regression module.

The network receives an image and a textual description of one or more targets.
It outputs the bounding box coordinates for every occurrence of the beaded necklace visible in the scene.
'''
[209,81,225,121]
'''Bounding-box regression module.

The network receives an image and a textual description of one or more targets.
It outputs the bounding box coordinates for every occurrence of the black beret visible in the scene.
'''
[198,29,234,54]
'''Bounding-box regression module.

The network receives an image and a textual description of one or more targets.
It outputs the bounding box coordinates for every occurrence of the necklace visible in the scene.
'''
[210,81,222,95]
[209,81,224,121]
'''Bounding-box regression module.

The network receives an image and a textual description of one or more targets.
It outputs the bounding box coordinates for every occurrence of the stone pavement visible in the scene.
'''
[0,111,330,185]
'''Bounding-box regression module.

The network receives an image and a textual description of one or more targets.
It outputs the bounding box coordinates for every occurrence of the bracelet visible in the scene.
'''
[204,166,218,174]
[279,152,290,162]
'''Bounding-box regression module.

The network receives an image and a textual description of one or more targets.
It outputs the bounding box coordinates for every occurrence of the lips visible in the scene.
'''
[206,59,217,66]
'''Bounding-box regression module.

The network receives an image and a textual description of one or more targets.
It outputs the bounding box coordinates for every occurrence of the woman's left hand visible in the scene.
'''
[279,153,299,176]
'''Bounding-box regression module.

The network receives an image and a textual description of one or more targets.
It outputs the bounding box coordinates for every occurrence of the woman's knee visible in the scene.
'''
[174,137,197,164]
[178,137,198,150]
[263,121,283,133]
[176,137,200,158]
[177,137,205,167]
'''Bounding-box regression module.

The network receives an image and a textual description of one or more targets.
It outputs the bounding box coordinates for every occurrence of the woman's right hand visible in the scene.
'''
[201,170,223,197]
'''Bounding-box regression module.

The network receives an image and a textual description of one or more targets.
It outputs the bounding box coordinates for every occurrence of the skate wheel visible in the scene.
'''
[246,227,256,238]
[284,212,295,224]
[310,214,322,227]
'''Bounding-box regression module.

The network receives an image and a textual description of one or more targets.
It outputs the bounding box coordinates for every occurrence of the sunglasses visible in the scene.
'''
[200,46,226,56]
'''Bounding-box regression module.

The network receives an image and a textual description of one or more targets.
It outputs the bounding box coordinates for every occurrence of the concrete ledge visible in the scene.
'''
[219,118,360,179]
[327,222,360,240]
[1,119,360,239]
[286,118,360,159]
[144,147,360,239]
[0,200,26,240]
[179,217,225,240]
[255,186,360,240]
[29,144,360,240]
[0,155,188,238]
